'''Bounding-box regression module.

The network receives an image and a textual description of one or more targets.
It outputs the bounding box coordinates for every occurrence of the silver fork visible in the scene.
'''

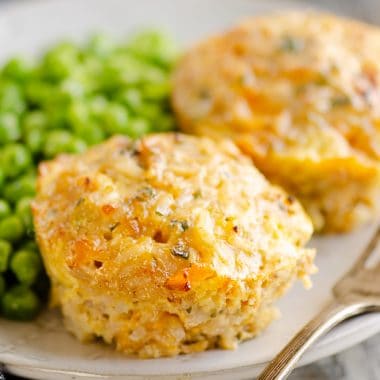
[258,226,380,380]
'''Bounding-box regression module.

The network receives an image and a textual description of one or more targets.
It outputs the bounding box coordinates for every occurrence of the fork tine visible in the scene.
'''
[350,226,380,273]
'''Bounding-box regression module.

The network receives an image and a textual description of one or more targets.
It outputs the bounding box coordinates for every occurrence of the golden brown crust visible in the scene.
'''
[33,133,315,357]
[172,11,380,232]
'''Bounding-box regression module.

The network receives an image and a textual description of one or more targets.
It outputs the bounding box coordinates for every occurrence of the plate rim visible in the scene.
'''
[3,313,380,379]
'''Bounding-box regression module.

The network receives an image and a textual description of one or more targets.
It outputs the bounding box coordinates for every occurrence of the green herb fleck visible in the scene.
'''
[193,190,202,199]
[237,72,253,86]
[331,96,350,107]
[315,73,328,86]
[142,186,155,196]
[180,221,189,231]
[136,186,156,201]
[278,201,287,212]
[171,219,189,232]
[295,84,307,95]
[280,36,303,53]
[110,222,120,232]
[171,242,189,259]
[198,88,210,99]
[75,197,84,207]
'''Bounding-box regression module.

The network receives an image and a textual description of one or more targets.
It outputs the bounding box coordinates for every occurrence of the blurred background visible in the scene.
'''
[1,0,380,22]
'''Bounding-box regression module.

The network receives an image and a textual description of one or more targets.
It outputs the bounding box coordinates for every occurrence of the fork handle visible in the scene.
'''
[257,299,380,380]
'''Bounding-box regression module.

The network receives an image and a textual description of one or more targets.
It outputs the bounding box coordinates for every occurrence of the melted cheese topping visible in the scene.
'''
[33,134,314,357]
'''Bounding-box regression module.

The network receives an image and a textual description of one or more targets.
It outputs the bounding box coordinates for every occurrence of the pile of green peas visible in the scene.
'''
[0,30,178,321]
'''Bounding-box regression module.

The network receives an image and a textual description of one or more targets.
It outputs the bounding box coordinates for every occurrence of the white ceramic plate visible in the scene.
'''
[1,0,380,379]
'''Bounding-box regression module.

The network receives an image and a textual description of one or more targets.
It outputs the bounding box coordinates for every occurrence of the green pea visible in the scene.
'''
[1,285,40,321]
[2,57,33,82]
[3,175,36,203]
[134,102,161,121]
[21,240,39,253]
[47,107,68,130]
[42,41,80,80]
[82,57,103,87]
[59,79,86,102]
[16,197,34,234]
[43,130,87,158]
[43,130,72,157]
[67,102,89,130]
[0,28,179,322]
[89,95,108,116]
[100,103,129,135]
[74,123,105,145]
[0,82,26,114]
[0,143,32,178]
[69,137,87,154]
[22,111,49,132]
[0,112,21,144]
[155,114,176,132]
[139,65,167,84]
[0,239,12,272]
[127,30,178,67]
[25,167,37,178]
[141,81,171,101]
[87,33,114,58]
[114,56,146,87]
[0,216,24,242]
[0,199,11,220]
[126,118,151,138]
[10,249,42,285]
[117,88,143,112]
[25,81,53,105]
[0,168,4,191]
[0,275,5,297]
[25,128,45,154]
[67,102,105,145]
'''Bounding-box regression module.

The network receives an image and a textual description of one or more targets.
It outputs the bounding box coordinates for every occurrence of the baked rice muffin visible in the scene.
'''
[33,134,315,357]
[172,12,380,232]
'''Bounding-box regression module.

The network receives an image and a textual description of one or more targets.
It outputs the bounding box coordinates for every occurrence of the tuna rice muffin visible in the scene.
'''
[172,12,380,232]
[33,134,315,358]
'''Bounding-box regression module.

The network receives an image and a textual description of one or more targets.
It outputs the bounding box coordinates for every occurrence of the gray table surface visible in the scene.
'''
[0,0,379,379]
